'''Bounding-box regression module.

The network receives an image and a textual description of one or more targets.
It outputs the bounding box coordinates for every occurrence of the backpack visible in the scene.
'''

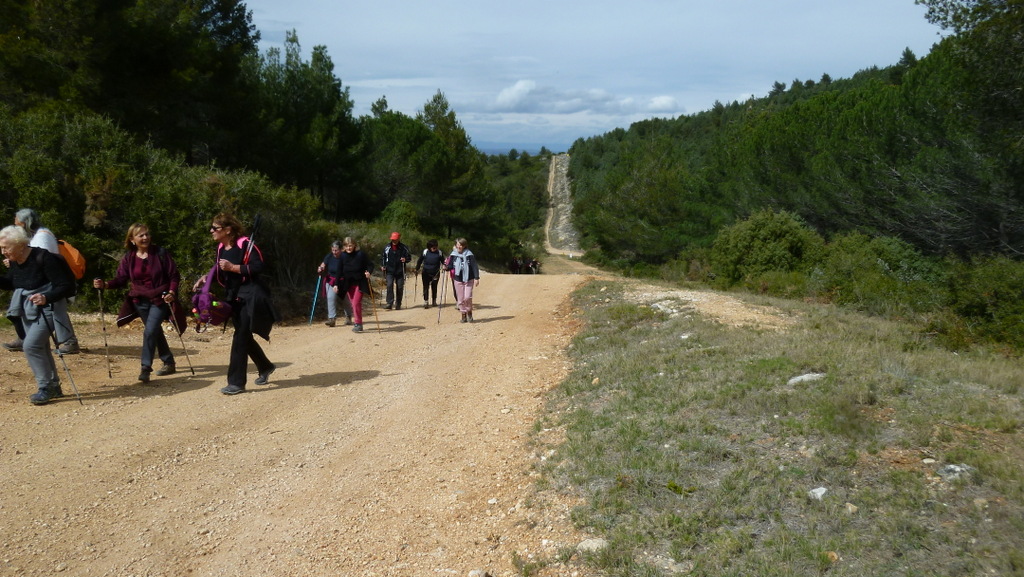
[57,240,86,279]
[34,247,77,296]
[191,236,262,331]
[191,264,233,331]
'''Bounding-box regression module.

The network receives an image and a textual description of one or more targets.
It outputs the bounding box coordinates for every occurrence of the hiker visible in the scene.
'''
[446,238,480,323]
[0,225,76,405]
[193,213,278,395]
[380,231,411,310]
[3,209,80,354]
[414,239,445,308]
[93,223,184,383]
[335,237,373,333]
[317,240,352,327]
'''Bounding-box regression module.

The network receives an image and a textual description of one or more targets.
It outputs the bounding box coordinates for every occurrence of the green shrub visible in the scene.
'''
[742,269,808,298]
[810,232,947,316]
[710,209,825,287]
[0,107,328,318]
[946,255,1024,348]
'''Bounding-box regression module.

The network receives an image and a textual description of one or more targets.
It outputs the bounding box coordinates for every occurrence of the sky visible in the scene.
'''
[242,0,945,153]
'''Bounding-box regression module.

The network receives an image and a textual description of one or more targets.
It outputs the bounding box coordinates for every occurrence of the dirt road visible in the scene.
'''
[0,256,599,576]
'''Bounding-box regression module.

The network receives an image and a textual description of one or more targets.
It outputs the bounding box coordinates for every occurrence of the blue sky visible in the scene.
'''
[243,0,945,153]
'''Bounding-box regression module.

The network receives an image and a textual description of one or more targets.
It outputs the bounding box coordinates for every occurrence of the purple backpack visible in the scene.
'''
[190,236,260,331]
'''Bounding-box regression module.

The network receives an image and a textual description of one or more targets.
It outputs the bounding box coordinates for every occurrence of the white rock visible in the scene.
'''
[577,538,609,553]
[788,373,826,386]
[808,487,828,500]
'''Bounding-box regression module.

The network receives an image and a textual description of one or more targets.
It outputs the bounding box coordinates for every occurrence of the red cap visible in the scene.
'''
[390,232,401,240]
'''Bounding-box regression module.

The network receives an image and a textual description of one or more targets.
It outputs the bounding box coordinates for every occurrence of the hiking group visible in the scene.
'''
[2,211,279,405]
[316,231,481,328]
[2,216,481,406]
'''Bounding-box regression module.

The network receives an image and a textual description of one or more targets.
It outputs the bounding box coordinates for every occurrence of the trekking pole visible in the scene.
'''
[40,303,83,404]
[244,213,262,264]
[412,266,418,305]
[308,276,322,325]
[96,280,112,378]
[367,279,381,334]
[437,271,448,324]
[164,295,195,375]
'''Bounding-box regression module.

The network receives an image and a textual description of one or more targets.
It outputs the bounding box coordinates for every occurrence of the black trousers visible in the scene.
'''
[421,271,440,302]
[227,300,273,387]
[385,272,405,307]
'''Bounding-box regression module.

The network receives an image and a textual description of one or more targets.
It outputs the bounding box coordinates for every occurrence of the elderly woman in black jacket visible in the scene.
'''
[0,225,76,405]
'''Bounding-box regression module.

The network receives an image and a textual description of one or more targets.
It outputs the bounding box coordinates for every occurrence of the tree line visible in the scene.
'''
[566,0,1024,349]
[0,0,551,315]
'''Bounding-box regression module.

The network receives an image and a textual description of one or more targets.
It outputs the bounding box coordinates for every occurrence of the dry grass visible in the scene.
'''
[537,279,1024,576]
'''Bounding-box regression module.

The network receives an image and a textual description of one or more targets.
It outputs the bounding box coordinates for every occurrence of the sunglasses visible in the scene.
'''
[210,225,224,231]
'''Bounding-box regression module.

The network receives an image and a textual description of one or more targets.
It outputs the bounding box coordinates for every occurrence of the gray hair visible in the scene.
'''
[14,208,41,233]
[331,239,343,250]
[0,224,30,247]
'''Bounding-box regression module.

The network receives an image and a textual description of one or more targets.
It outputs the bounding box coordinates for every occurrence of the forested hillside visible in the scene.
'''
[566,0,1024,349]
[0,0,550,314]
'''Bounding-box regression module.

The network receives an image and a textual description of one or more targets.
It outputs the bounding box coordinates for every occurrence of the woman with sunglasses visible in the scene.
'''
[194,213,279,395]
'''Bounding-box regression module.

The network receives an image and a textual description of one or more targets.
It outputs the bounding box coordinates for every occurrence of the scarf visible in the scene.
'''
[448,249,474,282]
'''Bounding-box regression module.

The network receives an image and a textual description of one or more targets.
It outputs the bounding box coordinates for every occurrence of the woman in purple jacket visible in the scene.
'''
[93,223,182,383]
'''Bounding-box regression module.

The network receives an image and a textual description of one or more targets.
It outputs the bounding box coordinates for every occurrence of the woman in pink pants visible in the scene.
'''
[446,238,480,323]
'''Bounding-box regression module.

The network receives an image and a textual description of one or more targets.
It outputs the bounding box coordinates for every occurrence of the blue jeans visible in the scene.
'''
[134,301,174,369]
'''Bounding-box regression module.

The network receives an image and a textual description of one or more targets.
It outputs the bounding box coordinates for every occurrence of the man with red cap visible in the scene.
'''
[380,231,412,310]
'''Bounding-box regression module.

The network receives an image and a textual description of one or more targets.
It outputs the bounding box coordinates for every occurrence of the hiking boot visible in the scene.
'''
[156,364,176,376]
[344,314,353,326]
[324,317,336,327]
[424,301,430,309]
[461,313,468,323]
[3,339,23,352]
[138,368,152,383]
[352,323,363,333]
[30,388,56,405]
[220,384,245,395]
[47,382,65,399]
[432,300,438,307]
[255,364,276,385]
[467,313,474,323]
[57,339,80,355]
[395,304,402,310]
[384,304,393,310]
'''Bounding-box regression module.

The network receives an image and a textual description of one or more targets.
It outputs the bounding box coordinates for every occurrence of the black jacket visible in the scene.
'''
[416,249,445,275]
[380,242,411,275]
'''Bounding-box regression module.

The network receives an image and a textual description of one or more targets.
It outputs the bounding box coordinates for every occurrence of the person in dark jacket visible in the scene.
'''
[446,237,481,323]
[317,240,352,327]
[193,213,279,395]
[0,225,76,405]
[414,239,445,308]
[380,231,411,310]
[4,208,80,354]
[93,223,185,383]
[335,237,373,333]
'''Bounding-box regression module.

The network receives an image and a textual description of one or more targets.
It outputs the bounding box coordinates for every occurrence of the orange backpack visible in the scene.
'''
[57,239,86,279]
